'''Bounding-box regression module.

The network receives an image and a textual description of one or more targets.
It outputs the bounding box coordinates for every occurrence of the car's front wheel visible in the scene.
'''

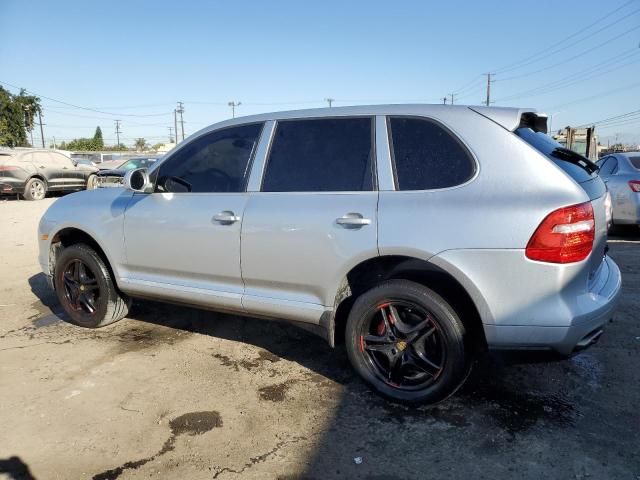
[54,244,130,328]
[345,280,469,405]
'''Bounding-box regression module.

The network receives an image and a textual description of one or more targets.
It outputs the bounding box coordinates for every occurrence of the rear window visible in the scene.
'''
[629,156,640,170]
[515,128,598,183]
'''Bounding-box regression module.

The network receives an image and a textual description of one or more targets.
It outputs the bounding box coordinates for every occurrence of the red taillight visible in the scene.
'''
[526,202,594,264]
[629,181,640,193]
[0,165,19,172]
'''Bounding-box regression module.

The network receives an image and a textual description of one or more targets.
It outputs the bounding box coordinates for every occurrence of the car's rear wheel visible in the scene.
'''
[24,178,47,201]
[86,174,98,190]
[345,280,468,405]
[54,244,130,328]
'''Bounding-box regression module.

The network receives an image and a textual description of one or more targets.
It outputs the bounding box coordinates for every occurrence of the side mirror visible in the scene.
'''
[124,168,153,193]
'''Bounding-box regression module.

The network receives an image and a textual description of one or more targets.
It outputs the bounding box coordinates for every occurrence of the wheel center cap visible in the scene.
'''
[396,340,407,351]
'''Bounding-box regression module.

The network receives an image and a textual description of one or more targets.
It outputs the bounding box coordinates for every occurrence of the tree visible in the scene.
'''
[134,138,148,152]
[0,86,41,147]
[93,126,104,149]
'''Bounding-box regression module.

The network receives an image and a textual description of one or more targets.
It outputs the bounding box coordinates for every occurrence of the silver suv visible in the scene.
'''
[38,105,621,404]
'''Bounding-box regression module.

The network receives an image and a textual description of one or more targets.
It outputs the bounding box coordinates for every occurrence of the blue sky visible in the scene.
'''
[1,0,639,146]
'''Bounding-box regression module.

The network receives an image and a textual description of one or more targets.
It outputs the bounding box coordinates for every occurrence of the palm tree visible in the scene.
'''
[134,138,148,152]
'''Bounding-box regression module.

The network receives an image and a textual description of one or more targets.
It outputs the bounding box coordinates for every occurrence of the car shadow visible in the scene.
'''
[27,272,568,390]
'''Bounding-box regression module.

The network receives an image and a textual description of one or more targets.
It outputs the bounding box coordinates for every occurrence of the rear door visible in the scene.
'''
[240,117,378,323]
[28,152,68,190]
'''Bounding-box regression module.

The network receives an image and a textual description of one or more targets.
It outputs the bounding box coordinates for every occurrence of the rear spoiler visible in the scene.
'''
[518,112,548,134]
[468,107,548,134]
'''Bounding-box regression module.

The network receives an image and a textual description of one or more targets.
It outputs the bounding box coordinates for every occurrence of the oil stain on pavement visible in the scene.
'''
[92,411,222,480]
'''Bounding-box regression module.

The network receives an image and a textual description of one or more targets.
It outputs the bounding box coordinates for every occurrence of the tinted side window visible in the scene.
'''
[388,117,475,190]
[156,123,263,193]
[262,117,374,192]
[599,158,617,176]
[628,156,640,170]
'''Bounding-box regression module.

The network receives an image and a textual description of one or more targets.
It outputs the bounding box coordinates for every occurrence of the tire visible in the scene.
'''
[54,243,130,328]
[86,174,98,190]
[345,280,468,405]
[23,177,47,201]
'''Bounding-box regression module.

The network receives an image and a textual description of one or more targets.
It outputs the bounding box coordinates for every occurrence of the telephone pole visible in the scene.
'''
[37,110,45,148]
[168,126,174,143]
[484,73,493,107]
[442,97,447,105]
[449,94,455,105]
[176,102,185,140]
[325,98,334,108]
[174,110,179,143]
[227,101,241,118]
[115,120,122,146]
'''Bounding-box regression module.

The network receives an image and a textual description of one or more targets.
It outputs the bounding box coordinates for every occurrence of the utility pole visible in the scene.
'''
[174,109,179,143]
[115,120,122,146]
[484,73,493,107]
[168,126,174,143]
[227,101,241,118]
[442,97,447,105]
[177,101,185,140]
[325,98,334,108]
[37,110,45,148]
[449,94,455,105]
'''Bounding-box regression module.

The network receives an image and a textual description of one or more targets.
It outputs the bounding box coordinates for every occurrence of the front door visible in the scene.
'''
[241,117,379,323]
[122,122,265,311]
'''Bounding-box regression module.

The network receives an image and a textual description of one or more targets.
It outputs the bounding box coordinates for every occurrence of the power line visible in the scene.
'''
[495,53,640,103]
[0,80,172,117]
[492,0,638,74]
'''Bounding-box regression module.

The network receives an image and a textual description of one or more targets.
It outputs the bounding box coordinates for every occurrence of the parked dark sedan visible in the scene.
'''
[0,149,98,200]
[96,157,158,187]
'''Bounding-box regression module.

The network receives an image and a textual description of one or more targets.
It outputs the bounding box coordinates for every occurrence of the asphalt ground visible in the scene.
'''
[1,195,638,479]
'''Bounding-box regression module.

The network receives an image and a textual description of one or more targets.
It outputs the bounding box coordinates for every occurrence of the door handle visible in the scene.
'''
[336,213,371,228]
[213,211,240,225]
[39,165,45,169]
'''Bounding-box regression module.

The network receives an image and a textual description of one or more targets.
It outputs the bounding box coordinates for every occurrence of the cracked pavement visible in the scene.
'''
[1,197,639,479]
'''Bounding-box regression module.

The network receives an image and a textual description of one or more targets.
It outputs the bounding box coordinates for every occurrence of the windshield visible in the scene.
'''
[629,156,640,170]
[118,158,156,170]
[515,128,598,183]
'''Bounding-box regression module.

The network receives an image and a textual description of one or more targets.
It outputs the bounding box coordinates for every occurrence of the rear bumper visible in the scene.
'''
[484,255,621,355]
[0,178,26,194]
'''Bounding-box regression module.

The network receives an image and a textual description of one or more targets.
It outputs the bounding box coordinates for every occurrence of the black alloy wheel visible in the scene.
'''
[359,301,445,390]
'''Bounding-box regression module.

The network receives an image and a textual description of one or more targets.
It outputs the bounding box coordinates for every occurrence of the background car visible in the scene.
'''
[96,157,158,187]
[596,152,640,229]
[0,149,98,200]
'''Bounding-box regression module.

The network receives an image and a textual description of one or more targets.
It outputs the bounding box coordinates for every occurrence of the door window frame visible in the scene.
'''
[151,121,266,195]
[256,115,378,193]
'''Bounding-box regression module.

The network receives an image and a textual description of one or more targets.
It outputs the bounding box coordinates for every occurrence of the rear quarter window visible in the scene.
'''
[629,156,640,170]
[388,116,476,191]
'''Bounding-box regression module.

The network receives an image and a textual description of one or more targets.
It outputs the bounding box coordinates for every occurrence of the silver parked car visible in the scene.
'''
[37,105,621,404]
[596,152,640,228]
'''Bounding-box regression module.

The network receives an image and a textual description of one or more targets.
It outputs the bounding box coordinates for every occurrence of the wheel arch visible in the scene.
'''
[49,226,120,289]
[328,255,488,352]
